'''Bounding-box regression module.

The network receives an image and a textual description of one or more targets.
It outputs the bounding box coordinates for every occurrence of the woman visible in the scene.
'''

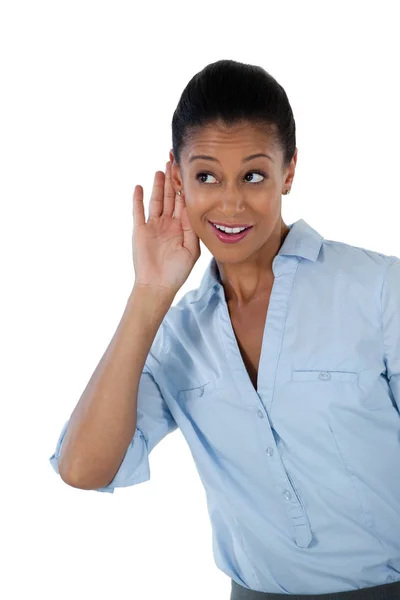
[49,59,400,599]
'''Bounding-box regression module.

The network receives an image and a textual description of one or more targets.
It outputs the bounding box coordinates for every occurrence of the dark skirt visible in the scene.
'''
[230,579,400,600]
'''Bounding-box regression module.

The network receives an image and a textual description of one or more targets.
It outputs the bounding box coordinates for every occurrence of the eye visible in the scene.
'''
[195,170,267,185]
[243,170,266,184]
[196,172,218,184]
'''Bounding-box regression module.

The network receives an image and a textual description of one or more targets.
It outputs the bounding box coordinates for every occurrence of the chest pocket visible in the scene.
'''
[291,369,359,384]
[176,379,233,448]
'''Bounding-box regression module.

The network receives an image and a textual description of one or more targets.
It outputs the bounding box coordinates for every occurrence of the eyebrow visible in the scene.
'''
[188,153,274,164]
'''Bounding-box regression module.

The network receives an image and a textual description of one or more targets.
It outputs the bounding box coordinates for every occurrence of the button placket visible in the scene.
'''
[263,435,313,548]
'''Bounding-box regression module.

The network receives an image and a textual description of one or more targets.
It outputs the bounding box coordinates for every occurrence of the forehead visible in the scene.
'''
[183,121,278,161]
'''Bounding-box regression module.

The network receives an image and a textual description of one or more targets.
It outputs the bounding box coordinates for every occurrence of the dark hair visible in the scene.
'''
[171,59,296,173]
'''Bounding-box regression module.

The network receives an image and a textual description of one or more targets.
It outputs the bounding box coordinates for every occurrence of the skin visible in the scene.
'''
[169,120,298,310]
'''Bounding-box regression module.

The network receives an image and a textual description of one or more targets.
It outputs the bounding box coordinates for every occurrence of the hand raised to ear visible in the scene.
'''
[132,161,201,294]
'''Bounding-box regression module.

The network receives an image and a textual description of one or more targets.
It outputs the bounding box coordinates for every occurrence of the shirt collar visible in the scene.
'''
[189,218,324,304]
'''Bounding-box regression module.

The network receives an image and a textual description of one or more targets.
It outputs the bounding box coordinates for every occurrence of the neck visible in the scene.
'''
[217,220,290,307]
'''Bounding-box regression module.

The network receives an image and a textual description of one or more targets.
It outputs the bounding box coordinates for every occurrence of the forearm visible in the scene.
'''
[58,285,174,488]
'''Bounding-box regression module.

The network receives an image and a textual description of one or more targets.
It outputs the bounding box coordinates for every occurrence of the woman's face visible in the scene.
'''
[170,120,297,262]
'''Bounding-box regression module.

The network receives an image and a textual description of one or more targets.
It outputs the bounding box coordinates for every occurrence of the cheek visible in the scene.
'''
[183,192,210,213]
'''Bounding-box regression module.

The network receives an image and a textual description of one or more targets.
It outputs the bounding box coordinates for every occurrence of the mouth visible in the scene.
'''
[208,221,253,244]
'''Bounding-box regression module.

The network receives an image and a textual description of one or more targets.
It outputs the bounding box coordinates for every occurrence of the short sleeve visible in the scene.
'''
[381,256,400,411]
[49,362,178,493]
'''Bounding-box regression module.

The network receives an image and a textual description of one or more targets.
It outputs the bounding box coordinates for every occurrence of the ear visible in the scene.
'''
[292,147,298,167]
[284,147,298,188]
[169,149,183,192]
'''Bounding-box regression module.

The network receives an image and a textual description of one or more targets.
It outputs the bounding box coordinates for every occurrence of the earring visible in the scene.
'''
[285,189,291,195]
[177,190,182,196]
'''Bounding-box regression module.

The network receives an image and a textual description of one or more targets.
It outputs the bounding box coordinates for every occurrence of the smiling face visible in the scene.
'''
[170,120,297,266]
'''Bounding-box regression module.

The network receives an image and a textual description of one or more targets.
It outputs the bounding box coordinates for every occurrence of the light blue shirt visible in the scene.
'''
[49,218,400,595]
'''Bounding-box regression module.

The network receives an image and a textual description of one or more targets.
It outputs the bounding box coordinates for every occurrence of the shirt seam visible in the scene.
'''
[380,256,397,375]
[144,346,179,425]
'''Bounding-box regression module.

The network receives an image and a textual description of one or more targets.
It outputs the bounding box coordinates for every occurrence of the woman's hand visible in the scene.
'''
[132,161,201,295]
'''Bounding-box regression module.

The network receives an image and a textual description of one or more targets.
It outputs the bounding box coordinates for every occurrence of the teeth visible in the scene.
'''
[213,224,248,234]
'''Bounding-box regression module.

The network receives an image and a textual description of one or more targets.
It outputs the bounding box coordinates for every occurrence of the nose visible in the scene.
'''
[218,187,247,219]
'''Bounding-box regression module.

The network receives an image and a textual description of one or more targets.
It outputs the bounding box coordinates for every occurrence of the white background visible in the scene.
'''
[1,1,399,599]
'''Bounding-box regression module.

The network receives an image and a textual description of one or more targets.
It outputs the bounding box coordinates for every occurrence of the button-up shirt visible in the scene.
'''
[49,218,400,595]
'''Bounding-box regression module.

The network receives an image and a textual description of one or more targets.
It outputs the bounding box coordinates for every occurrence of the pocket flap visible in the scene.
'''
[178,379,218,400]
[291,370,359,383]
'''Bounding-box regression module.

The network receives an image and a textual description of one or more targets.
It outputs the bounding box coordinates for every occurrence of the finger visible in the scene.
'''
[132,185,145,227]
[148,171,165,218]
[173,190,185,222]
[181,205,200,257]
[162,161,175,217]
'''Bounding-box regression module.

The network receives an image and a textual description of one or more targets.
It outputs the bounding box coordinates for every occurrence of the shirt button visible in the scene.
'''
[283,490,292,500]
[266,447,274,456]
[197,387,204,396]
[257,410,264,419]
[318,371,331,380]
